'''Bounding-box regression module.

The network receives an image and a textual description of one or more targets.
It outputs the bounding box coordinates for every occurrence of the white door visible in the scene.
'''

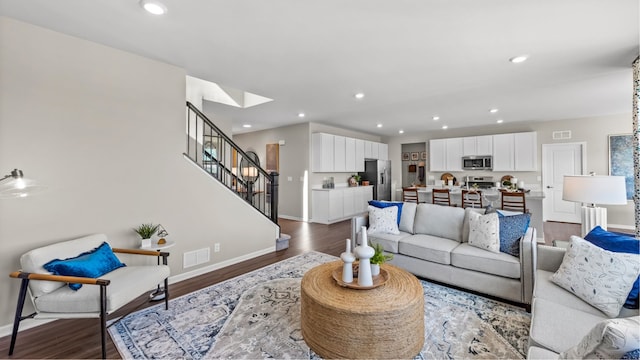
[542,143,585,222]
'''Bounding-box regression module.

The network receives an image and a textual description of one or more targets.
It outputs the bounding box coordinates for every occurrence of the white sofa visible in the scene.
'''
[527,244,640,358]
[351,202,536,305]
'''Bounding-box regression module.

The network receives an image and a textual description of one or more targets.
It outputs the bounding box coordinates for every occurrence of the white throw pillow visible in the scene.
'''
[367,205,400,235]
[559,316,640,359]
[551,236,640,318]
[467,211,499,253]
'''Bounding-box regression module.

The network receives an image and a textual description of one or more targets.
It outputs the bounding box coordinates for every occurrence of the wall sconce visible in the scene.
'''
[0,169,45,199]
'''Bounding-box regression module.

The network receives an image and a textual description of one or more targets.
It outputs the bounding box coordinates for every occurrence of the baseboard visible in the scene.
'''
[278,215,304,221]
[0,246,276,339]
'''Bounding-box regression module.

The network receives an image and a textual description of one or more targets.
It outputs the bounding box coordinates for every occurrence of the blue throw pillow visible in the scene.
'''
[43,242,126,290]
[368,200,403,225]
[584,226,640,309]
[497,212,531,257]
[622,349,640,359]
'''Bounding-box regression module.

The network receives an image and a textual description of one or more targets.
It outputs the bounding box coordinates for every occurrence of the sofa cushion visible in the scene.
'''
[451,243,520,279]
[584,226,640,309]
[559,316,640,359]
[399,202,417,234]
[363,231,411,254]
[527,346,558,359]
[551,236,640,318]
[413,203,465,242]
[398,234,459,265]
[529,297,608,354]
[367,205,400,235]
[467,212,500,253]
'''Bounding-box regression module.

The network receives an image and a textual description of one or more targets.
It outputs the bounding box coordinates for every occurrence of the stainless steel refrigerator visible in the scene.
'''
[359,160,391,201]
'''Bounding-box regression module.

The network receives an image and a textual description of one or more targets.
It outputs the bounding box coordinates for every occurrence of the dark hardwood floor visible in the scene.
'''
[0,217,594,359]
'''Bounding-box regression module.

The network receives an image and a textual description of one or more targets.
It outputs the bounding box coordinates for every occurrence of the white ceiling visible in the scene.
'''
[1,0,638,136]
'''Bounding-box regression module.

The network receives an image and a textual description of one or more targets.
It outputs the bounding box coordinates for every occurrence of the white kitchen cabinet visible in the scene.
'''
[355,139,365,172]
[378,143,388,161]
[345,137,356,172]
[312,133,334,172]
[462,135,493,156]
[312,186,373,224]
[371,141,379,159]
[492,133,515,171]
[429,139,447,172]
[445,138,464,171]
[514,132,537,171]
[364,141,373,159]
[333,135,346,172]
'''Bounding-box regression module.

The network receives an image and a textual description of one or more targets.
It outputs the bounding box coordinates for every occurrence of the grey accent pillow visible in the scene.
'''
[559,316,640,359]
[399,202,417,234]
[551,236,640,318]
[467,212,500,253]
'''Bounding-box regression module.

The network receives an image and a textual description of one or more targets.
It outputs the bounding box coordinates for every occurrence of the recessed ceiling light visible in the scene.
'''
[398,130,404,134]
[298,112,305,118]
[432,116,440,121]
[377,124,383,128]
[355,92,365,99]
[242,124,252,128]
[496,119,504,124]
[140,0,167,15]
[490,108,499,113]
[442,125,448,130]
[509,55,528,63]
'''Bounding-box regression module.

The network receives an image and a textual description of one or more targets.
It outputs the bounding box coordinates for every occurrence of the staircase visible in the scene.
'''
[184,102,279,226]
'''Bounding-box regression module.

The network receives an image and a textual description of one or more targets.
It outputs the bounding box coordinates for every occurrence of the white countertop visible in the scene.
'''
[313,185,374,191]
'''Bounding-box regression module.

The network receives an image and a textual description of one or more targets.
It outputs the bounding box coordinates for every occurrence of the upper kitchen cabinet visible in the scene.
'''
[445,138,464,171]
[429,139,447,172]
[463,135,493,156]
[312,133,385,172]
[492,132,537,171]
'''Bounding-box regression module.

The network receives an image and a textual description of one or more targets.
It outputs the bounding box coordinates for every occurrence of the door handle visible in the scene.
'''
[546,186,553,189]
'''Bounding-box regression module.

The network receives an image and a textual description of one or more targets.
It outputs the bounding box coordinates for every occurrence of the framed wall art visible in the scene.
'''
[420,151,427,160]
[608,134,633,200]
[411,152,419,161]
[402,152,410,161]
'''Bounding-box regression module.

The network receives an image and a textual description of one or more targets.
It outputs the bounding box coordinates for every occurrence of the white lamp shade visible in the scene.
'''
[562,175,627,205]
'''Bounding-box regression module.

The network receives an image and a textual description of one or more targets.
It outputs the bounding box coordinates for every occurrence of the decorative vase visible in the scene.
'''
[371,263,380,276]
[340,239,355,283]
[354,226,374,287]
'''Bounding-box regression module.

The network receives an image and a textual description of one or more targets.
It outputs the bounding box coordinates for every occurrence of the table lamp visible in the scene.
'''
[562,174,627,236]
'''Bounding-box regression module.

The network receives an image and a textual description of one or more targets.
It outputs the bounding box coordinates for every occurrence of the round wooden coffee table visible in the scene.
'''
[301,261,424,359]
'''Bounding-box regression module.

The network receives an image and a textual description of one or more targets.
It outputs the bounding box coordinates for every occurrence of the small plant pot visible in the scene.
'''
[141,238,152,248]
[371,263,380,276]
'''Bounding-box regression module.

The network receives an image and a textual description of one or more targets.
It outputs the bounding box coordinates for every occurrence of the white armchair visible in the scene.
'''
[8,234,171,359]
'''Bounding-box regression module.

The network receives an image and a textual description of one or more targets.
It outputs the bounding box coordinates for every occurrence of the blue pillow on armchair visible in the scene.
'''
[584,226,640,309]
[368,200,403,225]
[43,242,126,290]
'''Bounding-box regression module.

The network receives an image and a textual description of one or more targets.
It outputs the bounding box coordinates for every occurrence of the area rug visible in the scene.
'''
[109,252,530,359]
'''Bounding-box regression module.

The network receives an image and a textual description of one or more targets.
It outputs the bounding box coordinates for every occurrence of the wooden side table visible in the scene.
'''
[301,261,424,359]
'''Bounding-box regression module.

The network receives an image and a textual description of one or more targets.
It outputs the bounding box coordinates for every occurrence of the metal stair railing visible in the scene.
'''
[184,101,279,224]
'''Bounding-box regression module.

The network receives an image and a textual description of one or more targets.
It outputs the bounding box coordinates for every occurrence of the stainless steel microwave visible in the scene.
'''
[462,155,492,170]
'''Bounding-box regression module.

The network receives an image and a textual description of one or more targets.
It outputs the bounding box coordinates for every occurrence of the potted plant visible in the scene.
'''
[134,223,159,248]
[370,242,393,276]
[349,174,361,187]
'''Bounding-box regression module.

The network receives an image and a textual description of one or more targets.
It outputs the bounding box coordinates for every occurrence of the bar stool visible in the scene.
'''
[461,189,483,209]
[432,188,455,206]
[402,187,420,203]
[501,190,527,213]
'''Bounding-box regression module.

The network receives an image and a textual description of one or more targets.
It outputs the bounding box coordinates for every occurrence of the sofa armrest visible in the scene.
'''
[351,214,369,248]
[536,245,566,273]
[519,227,537,304]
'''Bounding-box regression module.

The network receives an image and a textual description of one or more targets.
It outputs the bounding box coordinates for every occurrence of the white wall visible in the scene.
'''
[0,17,278,331]
[386,113,635,227]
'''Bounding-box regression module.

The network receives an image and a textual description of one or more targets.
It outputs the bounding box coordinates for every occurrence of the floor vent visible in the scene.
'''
[552,130,572,140]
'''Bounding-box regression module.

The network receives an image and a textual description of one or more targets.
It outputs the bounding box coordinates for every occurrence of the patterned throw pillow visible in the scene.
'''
[367,205,400,235]
[368,200,403,225]
[560,316,640,359]
[467,211,500,253]
[551,236,640,317]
